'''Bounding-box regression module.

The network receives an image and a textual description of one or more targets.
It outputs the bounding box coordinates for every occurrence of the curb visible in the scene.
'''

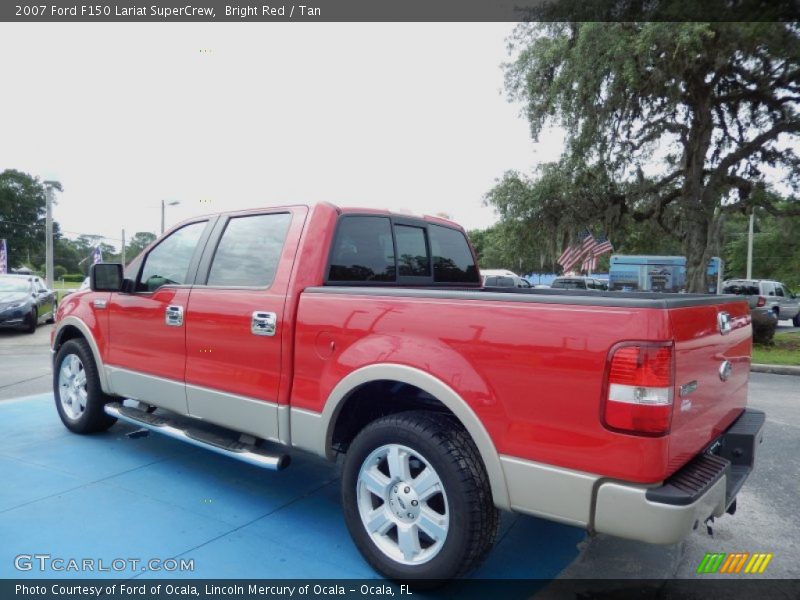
[751,363,800,376]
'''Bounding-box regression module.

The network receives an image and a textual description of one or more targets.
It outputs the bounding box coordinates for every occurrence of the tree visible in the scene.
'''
[0,170,49,270]
[502,21,800,291]
[722,191,800,288]
[125,232,157,262]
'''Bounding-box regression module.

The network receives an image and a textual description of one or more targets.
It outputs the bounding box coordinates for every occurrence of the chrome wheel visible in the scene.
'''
[356,443,449,566]
[58,354,87,420]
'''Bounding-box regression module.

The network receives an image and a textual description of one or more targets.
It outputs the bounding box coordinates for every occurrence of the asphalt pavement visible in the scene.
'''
[0,323,53,401]
[1,320,797,584]
[548,371,799,585]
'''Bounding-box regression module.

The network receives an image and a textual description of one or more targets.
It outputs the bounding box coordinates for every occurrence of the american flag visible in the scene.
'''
[592,234,613,257]
[581,253,597,273]
[92,246,103,264]
[579,229,597,255]
[0,239,7,274]
[558,244,579,270]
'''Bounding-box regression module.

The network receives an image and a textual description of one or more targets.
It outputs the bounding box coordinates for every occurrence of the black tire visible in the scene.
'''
[53,339,117,434]
[341,411,499,583]
[793,313,800,328]
[24,307,37,333]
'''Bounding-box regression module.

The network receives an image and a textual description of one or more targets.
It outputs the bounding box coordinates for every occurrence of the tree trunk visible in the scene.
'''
[684,212,711,293]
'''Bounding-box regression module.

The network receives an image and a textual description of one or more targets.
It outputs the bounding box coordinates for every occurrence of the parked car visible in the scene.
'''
[722,279,800,326]
[52,203,763,582]
[0,274,57,333]
[551,276,609,291]
[480,269,531,288]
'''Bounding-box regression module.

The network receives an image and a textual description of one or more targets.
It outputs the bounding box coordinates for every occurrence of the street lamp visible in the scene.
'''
[43,180,61,289]
[161,200,180,234]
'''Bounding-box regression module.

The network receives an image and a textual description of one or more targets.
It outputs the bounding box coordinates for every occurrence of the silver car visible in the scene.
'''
[722,279,800,325]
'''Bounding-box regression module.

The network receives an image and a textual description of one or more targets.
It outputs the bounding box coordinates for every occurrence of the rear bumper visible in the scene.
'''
[593,409,765,544]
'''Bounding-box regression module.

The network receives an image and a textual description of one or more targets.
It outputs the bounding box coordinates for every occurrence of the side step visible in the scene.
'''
[104,402,290,470]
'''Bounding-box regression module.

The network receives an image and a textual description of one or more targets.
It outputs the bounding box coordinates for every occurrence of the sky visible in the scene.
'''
[0,22,565,250]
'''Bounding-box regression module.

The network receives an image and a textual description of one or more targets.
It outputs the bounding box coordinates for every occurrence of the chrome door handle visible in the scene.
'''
[165,305,184,327]
[251,311,277,336]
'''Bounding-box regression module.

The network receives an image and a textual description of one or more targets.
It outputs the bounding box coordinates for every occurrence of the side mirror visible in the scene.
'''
[90,263,124,292]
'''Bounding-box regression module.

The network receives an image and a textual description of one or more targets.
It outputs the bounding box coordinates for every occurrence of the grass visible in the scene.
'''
[752,331,800,366]
[52,280,84,303]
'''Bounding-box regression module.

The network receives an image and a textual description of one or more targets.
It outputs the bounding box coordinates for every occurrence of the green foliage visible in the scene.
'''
[722,198,800,289]
[0,169,47,270]
[495,22,800,291]
[61,273,85,283]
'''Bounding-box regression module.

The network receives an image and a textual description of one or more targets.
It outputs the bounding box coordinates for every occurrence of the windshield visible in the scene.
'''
[0,277,31,293]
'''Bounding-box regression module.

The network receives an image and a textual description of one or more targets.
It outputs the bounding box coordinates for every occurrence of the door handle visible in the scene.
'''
[165,305,184,327]
[251,311,277,336]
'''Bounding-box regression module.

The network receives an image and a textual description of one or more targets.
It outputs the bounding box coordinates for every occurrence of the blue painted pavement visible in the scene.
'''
[0,394,584,582]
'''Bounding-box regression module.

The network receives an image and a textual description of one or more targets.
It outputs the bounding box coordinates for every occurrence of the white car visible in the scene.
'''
[480,269,531,288]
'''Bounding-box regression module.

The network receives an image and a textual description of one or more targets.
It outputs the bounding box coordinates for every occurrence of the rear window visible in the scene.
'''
[723,283,760,295]
[328,216,396,282]
[327,216,478,285]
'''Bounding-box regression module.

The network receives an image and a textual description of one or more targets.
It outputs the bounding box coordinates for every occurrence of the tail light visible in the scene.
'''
[756,296,766,307]
[602,343,674,435]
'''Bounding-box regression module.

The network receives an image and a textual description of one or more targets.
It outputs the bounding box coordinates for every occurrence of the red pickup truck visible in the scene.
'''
[52,203,764,580]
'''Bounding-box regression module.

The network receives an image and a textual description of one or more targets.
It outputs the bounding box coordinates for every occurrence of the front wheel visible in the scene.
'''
[341,411,499,582]
[793,313,800,327]
[24,307,37,333]
[54,339,117,433]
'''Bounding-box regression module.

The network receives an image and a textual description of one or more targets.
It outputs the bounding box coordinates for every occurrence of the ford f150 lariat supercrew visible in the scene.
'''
[52,203,764,581]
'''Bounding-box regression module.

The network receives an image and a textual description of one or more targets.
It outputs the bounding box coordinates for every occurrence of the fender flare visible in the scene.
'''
[320,363,510,510]
[53,316,111,394]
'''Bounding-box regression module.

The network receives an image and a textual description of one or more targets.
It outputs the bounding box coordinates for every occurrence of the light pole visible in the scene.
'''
[43,180,61,289]
[746,207,755,279]
[161,200,180,234]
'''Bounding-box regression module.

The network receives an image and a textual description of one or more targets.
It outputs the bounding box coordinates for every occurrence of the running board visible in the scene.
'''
[104,402,290,470]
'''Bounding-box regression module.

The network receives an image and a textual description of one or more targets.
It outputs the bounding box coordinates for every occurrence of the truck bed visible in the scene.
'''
[292,286,751,483]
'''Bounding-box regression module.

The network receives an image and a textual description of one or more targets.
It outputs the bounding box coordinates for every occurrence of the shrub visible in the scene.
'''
[62,273,86,283]
[752,310,778,346]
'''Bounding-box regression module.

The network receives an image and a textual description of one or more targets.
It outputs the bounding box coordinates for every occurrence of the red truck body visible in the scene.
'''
[52,202,764,581]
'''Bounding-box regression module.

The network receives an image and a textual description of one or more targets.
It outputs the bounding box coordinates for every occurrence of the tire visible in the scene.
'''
[53,339,117,434]
[793,313,800,328]
[24,307,37,333]
[341,411,499,583]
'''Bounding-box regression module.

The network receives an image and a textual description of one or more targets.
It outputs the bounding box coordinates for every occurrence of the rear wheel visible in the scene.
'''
[54,339,117,433]
[341,411,498,582]
[793,313,800,327]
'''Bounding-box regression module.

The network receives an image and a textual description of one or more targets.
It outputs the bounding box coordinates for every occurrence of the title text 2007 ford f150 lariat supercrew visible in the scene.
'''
[52,203,764,580]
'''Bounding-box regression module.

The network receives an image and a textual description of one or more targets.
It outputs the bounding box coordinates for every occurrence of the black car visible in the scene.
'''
[0,274,57,333]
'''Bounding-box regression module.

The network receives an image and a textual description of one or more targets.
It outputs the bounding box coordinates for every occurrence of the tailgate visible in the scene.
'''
[666,299,752,476]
